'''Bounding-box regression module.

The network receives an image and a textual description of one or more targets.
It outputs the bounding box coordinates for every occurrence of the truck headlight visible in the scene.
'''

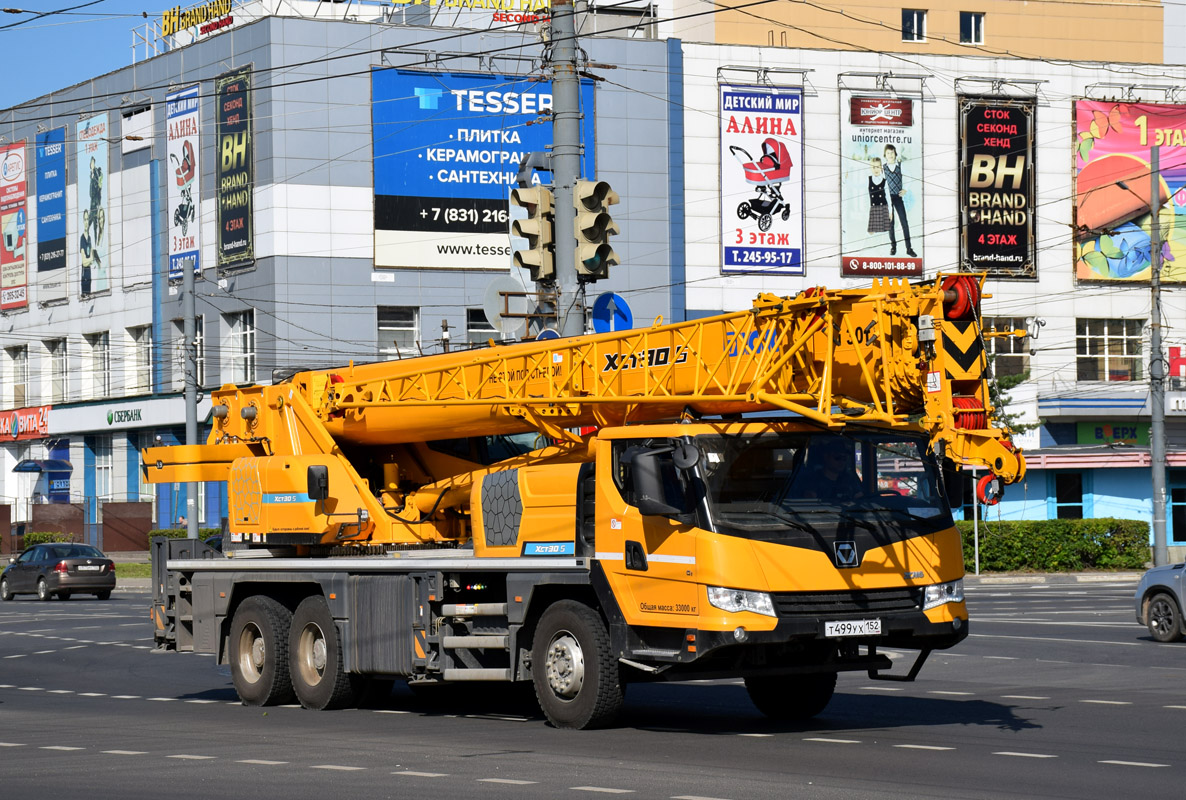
[923,579,964,610]
[707,586,777,617]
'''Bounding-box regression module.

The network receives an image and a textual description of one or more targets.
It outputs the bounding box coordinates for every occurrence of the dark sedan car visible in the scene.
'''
[1,543,116,601]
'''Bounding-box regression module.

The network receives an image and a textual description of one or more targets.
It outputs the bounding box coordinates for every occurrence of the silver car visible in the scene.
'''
[1,543,116,601]
[1135,563,1186,642]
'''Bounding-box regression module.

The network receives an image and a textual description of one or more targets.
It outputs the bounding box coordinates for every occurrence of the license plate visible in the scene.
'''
[824,618,881,638]
[77,565,102,572]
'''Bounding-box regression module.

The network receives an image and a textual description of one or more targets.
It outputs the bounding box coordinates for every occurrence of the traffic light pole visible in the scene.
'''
[550,0,585,337]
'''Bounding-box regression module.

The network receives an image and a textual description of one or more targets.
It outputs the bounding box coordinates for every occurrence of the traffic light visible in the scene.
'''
[510,186,555,283]
[573,179,620,282]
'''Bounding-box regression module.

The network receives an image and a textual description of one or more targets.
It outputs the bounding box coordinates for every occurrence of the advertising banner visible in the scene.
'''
[371,68,595,270]
[35,128,67,296]
[216,66,254,273]
[166,86,202,280]
[839,93,923,277]
[0,141,28,310]
[719,83,804,275]
[77,113,109,295]
[959,98,1036,278]
[0,405,51,441]
[1074,100,1186,282]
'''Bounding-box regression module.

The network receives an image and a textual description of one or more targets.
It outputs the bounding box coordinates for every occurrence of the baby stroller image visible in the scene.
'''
[730,137,792,232]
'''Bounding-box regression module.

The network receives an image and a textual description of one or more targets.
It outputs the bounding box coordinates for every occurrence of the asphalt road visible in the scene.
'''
[0,578,1179,800]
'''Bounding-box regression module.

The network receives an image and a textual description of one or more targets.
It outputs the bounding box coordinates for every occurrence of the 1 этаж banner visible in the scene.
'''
[216,66,254,274]
[77,114,109,295]
[0,141,28,310]
[371,68,595,270]
[959,98,1036,278]
[839,93,922,276]
[167,85,202,280]
[35,128,67,303]
[1074,101,1186,282]
[719,83,804,275]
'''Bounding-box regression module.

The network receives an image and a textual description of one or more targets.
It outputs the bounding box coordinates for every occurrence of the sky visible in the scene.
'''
[0,1,161,108]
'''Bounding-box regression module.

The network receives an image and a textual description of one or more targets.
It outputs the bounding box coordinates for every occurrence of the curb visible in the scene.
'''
[965,572,1143,585]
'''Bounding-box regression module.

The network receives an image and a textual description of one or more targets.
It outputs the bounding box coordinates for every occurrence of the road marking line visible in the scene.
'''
[168,755,216,760]
[1164,705,1186,709]
[104,750,147,755]
[479,778,539,785]
[571,787,635,794]
[278,704,302,709]
[993,752,1057,759]
[32,650,54,655]
[859,686,903,691]
[1080,700,1131,705]
[185,699,218,704]
[372,709,409,714]
[64,646,87,650]
[111,695,141,700]
[18,687,42,691]
[928,691,974,696]
[1002,695,1049,700]
[1099,760,1170,768]
[237,759,288,765]
[804,738,861,744]
[893,745,955,751]
[311,765,366,771]
[41,746,84,751]
[672,796,735,800]
[79,693,106,697]
[4,655,25,659]
[983,656,1017,660]
[394,771,447,777]
[0,743,26,747]
[973,634,1142,648]
[0,684,13,688]
[737,733,772,738]
[149,697,177,702]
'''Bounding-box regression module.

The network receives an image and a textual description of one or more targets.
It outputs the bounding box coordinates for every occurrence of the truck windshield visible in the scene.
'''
[696,432,953,542]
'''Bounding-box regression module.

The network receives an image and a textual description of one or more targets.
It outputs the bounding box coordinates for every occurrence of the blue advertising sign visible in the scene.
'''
[35,127,67,276]
[372,68,594,270]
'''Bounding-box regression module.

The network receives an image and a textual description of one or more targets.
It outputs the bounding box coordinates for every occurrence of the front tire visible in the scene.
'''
[0,577,11,601]
[289,595,358,710]
[229,595,296,706]
[37,578,51,602]
[745,672,837,720]
[531,600,623,729]
[1147,593,1184,642]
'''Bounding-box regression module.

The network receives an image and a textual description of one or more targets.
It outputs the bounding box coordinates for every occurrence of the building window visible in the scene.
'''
[1051,472,1085,519]
[960,11,984,44]
[378,307,419,357]
[466,309,498,345]
[94,435,112,521]
[1076,318,1143,382]
[983,317,1029,380]
[47,339,67,403]
[902,9,926,41]
[7,346,28,407]
[86,332,111,399]
[129,326,152,395]
[226,310,255,384]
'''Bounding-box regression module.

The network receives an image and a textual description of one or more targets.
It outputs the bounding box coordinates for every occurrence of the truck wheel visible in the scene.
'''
[289,595,359,710]
[1147,593,1184,643]
[229,595,296,706]
[745,672,837,720]
[531,600,623,729]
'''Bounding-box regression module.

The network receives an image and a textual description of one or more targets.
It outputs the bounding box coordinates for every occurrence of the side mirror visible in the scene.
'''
[307,465,329,502]
[630,450,685,517]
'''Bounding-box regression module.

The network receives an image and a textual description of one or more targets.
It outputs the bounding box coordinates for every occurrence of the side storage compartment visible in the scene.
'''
[348,573,431,676]
[150,535,222,653]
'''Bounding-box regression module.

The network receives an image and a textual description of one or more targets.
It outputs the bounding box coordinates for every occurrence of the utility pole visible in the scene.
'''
[549,0,586,337]
[182,251,199,540]
[1150,145,1169,566]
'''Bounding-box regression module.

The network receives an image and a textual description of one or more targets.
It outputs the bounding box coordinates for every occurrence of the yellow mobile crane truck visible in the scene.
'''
[144,274,1024,729]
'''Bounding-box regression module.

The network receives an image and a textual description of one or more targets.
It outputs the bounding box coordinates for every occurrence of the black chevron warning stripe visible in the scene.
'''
[942,320,984,375]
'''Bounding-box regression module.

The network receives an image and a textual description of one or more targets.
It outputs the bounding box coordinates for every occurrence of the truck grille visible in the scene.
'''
[771,587,922,617]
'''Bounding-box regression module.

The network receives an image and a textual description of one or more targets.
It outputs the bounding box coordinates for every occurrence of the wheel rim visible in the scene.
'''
[1151,599,1175,635]
[237,621,266,684]
[1,578,7,596]
[296,622,328,687]
[37,580,48,599]
[544,630,585,700]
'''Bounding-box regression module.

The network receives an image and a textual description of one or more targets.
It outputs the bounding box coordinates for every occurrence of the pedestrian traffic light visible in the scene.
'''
[510,186,555,283]
[573,179,620,282]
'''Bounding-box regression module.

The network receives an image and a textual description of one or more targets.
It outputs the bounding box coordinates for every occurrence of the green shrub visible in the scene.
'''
[149,528,221,540]
[23,531,74,546]
[956,517,1149,572]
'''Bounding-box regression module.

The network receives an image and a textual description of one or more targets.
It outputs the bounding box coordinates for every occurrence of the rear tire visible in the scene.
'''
[95,590,111,600]
[0,577,12,601]
[1147,593,1184,643]
[37,578,51,602]
[58,591,71,600]
[229,595,296,706]
[289,595,358,710]
[745,672,837,720]
[531,600,623,729]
